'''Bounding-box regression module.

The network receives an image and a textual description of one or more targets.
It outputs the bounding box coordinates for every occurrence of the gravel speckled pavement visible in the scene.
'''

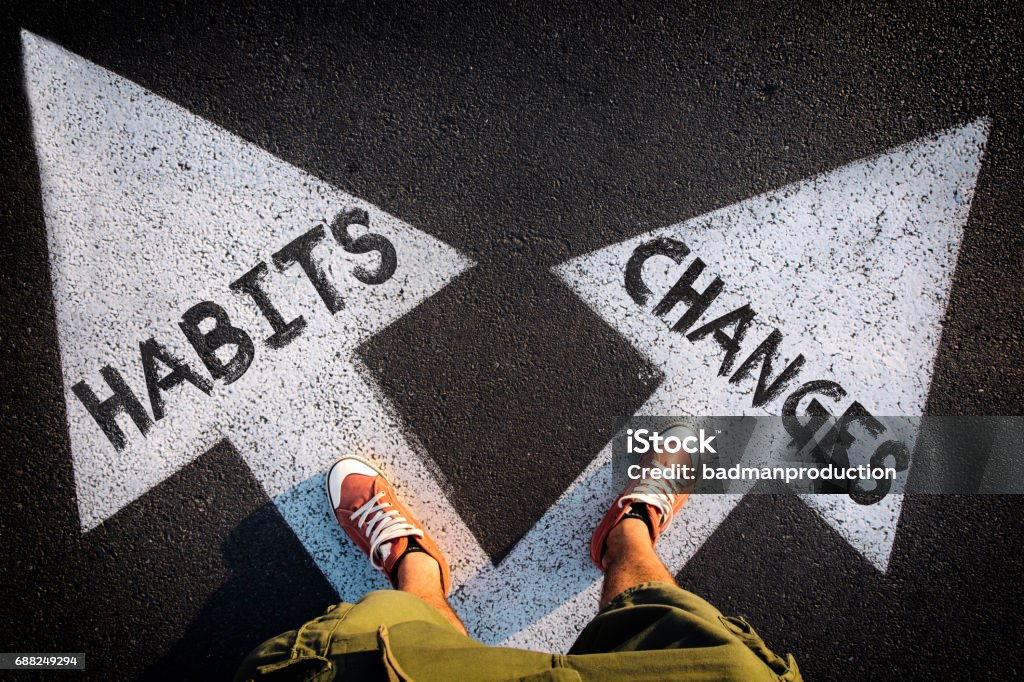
[2,1,1022,679]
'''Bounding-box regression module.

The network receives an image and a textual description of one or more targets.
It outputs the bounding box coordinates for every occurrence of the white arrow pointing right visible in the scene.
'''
[22,26,992,653]
[454,119,989,652]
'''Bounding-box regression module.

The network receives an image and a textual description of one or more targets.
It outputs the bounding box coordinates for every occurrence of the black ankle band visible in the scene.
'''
[402,540,427,555]
[385,538,426,582]
[622,503,656,538]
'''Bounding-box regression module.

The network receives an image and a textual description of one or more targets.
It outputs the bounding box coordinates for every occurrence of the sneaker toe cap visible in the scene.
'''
[327,457,380,509]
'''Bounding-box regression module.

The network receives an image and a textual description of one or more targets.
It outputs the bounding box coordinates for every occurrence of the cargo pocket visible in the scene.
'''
[252,656,335,682]
[245,606,346,681]
[376,625,584,682]
[718,616,803,681]
[377,625,414,682]
[239,606,344,675]
[509,671,582,682]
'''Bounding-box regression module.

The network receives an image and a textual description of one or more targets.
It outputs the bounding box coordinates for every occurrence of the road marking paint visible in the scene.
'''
[519,119,988,650]
[22,29,990,654]
[21,30,488,598]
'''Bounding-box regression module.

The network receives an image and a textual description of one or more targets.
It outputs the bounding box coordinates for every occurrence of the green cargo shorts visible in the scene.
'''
[235,582,802,681]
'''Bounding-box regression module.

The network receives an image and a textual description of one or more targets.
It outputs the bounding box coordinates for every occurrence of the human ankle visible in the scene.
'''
[603,517,654,568]
[395,550,443,594]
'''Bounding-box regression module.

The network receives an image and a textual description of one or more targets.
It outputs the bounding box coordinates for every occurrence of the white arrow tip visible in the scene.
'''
[20,28,44,51]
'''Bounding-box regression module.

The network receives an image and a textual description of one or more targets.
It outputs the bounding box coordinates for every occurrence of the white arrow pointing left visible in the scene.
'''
[21,30,488,598]
[22,29,992,655]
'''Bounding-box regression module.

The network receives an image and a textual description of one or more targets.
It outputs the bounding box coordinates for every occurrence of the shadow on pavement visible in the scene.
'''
[143,500,338,681]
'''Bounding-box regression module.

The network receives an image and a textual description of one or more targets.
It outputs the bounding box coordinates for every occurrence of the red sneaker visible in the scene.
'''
[327,456,452,595]
[590,422,700,570]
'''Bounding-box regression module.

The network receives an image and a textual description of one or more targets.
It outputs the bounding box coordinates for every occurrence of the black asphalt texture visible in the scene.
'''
[2,1,1023,679]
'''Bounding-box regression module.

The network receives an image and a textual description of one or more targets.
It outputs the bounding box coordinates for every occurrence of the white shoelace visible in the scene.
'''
[619,475,679,531]
[350,491,424,569]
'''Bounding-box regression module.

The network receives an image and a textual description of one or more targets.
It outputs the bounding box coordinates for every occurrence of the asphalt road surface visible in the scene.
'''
[2,1,1023,679]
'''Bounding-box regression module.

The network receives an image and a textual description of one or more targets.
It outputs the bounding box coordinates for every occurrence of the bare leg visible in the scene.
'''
[395,551,468,635]
[600,517,675,609]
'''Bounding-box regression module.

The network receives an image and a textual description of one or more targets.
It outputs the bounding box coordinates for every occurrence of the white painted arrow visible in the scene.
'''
[22,29,991,656]
[22,31,488,597]
[486,119,989,651]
